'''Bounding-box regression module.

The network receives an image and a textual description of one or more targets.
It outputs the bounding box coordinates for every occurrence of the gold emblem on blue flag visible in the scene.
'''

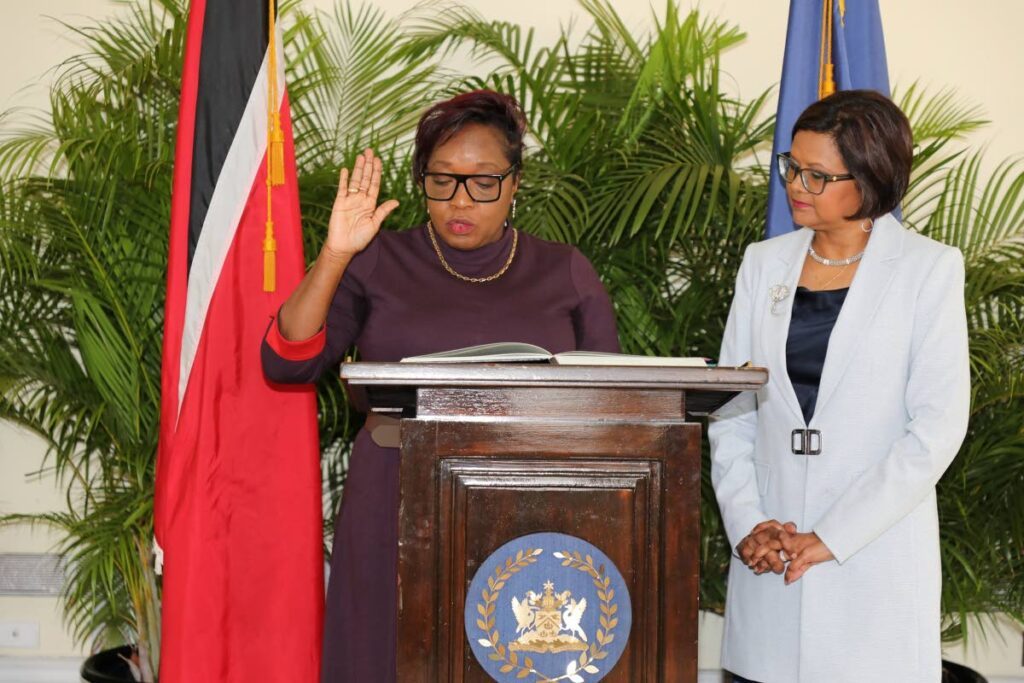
[465,532,632,682]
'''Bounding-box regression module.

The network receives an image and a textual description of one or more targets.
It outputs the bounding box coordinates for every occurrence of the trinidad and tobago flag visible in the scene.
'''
[155,1,322,680]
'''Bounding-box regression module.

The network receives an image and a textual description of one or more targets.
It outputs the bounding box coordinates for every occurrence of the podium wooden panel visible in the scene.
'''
[341,363,766,683]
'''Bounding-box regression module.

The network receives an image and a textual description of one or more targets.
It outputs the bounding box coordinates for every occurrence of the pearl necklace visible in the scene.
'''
[807,244,864,267]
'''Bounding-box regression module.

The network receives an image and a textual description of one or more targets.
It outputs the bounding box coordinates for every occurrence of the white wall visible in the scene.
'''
[1,0,1022,676]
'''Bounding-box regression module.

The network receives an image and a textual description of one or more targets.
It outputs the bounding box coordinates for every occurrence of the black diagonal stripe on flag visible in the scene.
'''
[188,2,269,268]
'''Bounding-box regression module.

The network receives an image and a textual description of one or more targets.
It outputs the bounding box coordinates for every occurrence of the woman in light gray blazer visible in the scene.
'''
[709,90,970,683]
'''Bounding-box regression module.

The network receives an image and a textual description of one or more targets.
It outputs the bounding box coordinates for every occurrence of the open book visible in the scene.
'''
[400,342,707,367]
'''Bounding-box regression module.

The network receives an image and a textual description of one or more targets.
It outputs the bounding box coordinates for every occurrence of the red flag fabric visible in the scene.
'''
[155,1,322,680]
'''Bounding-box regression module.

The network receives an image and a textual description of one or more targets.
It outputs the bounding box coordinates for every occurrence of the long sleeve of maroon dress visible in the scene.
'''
[261,224,619,683]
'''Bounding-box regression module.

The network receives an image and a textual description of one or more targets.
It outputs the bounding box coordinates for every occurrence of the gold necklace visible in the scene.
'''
[816,262,851,290]
[426,220,518,283]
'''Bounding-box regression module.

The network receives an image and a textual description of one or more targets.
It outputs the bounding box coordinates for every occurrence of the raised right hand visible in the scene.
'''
[323,148,400,260]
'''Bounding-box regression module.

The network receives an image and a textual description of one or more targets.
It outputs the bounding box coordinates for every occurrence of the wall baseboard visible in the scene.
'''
[0,657,1020,683]
[0,656,80,682]
[10,659,732,682]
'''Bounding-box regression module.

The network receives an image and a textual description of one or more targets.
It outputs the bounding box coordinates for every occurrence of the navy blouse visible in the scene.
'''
[786,286,849,424]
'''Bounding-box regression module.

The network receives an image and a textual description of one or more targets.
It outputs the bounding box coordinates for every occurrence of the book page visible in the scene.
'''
[401,342,552,363]
[552,352,707,367]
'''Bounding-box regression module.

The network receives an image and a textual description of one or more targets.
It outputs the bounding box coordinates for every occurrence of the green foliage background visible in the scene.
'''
[0,1,1020,677]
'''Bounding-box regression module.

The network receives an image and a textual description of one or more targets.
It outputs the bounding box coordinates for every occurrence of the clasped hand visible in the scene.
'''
[736,520,835,584]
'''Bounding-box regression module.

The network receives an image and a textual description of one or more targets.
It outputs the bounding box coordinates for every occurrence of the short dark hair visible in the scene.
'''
[792,89,913,220]
[412,90,527,181]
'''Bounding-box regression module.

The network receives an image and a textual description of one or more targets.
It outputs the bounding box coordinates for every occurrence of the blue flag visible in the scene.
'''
[766,0,891,238]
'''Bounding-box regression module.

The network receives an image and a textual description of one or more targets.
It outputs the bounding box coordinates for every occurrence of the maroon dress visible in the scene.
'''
[261,224,620,682]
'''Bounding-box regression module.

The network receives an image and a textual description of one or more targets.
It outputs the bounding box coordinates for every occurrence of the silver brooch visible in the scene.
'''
[769,284,790,315]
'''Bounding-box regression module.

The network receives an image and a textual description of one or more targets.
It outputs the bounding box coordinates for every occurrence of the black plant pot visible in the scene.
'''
[80,645,137,682]
[943,659,988,683]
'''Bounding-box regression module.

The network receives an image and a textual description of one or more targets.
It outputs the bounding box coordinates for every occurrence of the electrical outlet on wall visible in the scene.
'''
[0,620,40,648]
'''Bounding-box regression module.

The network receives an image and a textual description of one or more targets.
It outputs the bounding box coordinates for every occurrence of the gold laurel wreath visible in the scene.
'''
[474,548,621,683]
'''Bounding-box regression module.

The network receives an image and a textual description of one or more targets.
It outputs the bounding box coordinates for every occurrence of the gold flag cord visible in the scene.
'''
[263,0,284,292]
[818,0,836,100]
[267,0,285,187]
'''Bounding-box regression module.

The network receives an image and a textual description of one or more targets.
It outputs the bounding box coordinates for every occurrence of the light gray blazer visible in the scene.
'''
[709,213,970,683]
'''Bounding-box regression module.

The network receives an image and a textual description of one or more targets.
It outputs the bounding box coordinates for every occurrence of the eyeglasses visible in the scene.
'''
[420,165,518,203]
[777,153,854,195]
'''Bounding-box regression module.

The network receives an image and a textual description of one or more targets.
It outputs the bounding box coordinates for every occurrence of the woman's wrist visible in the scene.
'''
[318,244,356,269]
[277,249,351,341]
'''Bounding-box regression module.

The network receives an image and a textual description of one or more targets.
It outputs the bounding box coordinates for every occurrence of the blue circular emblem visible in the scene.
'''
[464,532,632,682]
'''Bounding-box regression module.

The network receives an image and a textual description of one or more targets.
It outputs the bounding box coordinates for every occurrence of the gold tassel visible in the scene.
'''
[820,64,836,98]
[263,219,277,292]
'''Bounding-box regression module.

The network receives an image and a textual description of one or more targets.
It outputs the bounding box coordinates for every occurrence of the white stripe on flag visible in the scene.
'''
[177,31,287,422]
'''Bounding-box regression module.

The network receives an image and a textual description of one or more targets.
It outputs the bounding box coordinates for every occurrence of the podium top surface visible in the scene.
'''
[342,361,765,390]
[341,362,767,417]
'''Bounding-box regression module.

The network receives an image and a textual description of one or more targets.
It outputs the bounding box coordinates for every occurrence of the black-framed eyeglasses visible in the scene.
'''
[420,165,518,203]
[777,153,854,195]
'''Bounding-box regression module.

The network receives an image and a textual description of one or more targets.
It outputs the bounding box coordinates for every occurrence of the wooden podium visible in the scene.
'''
[341,362,767,683]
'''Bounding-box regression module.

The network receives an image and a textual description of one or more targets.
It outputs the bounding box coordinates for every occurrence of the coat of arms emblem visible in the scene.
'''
[510,580,588,653]
[465,532,632,682]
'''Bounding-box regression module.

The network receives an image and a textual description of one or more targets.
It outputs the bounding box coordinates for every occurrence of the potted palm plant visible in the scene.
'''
[0,0,179,677]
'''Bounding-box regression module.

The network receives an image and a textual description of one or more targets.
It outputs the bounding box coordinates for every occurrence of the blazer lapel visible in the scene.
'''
[811,214,905,423]
[761,228,815,424]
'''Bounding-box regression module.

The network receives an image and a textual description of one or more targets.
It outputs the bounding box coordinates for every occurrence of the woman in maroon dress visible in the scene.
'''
[260,90,620,681]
